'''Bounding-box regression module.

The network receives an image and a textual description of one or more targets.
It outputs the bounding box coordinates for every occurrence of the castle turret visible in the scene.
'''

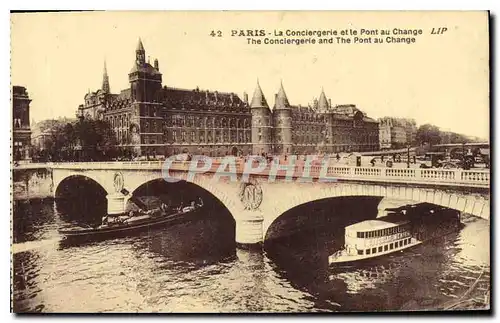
[250,80,272,155]
[273,81,292,155]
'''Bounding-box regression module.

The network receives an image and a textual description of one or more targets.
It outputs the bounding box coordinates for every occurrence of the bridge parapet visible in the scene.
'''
[46,161,490,188]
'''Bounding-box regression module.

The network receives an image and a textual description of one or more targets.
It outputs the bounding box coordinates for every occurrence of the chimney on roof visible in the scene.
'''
[154,58,159,71]
[243,92,248,104]
[329,99,332,108]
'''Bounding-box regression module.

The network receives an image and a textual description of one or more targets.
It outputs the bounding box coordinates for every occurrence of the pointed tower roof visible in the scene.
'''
[318,88,329,111]
[136,38,145,52]
[274,80,290,110]
[102,60,110,93]
[250,80,269,109]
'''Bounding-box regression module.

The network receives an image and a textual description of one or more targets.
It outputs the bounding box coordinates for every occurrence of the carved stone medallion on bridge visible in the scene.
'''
[239,179,263,210]
[113,172,124,193]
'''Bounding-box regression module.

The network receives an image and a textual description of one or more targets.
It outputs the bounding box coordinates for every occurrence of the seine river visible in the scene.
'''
[12,197,490,313]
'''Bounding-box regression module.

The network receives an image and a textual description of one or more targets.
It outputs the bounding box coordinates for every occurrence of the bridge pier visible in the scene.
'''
[235,214,264,248]
[106,193,127,215]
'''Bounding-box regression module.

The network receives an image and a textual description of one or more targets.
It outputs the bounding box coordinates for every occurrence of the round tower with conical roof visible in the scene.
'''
[273,81,292,155]
[250,80,272,155]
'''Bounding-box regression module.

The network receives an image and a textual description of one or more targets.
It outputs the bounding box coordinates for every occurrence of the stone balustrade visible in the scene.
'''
[38,161,491,188]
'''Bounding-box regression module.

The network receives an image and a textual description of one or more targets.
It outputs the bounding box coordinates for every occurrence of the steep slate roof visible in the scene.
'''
[318,89,330,111]
[162,86,246,110]
[274,81,290,110]
[136,38,145,51]
[118,89,131,99]
[250,80,269,109]
[129,62,160,74]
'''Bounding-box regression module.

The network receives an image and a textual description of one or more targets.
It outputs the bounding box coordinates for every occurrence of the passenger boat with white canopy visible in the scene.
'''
[328,218,421,265]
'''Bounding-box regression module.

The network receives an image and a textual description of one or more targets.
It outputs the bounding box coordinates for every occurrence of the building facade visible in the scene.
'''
[12,86,32,161]
[378,120,392,149]
[254,82,379,155]
[378,117,417,149]
[77,38,379,157]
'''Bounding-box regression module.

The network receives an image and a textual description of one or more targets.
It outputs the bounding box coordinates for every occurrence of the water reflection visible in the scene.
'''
[12,197,490,313]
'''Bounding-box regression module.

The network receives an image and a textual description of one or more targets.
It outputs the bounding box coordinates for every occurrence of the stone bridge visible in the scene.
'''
[42,160,490,246]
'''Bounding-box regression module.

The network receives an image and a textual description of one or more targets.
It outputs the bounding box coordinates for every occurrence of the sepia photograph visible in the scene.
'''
[10,10,490,313]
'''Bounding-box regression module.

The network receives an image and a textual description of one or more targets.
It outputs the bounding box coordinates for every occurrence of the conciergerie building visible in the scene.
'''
[77,38,379,157]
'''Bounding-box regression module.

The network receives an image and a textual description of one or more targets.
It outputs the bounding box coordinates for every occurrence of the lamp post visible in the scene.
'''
[407,144,410,168]
[462,142,467,170]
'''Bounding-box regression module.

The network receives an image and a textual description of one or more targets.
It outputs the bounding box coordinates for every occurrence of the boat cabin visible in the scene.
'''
[343,220,412,256]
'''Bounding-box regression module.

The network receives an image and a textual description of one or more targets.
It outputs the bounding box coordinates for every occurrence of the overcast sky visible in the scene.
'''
[11,11,489,139]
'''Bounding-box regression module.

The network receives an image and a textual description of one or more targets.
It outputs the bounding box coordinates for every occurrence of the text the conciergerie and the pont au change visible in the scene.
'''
[209,28,446,45]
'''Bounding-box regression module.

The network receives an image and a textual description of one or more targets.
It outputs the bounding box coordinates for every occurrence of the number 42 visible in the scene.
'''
[210,30,222,37]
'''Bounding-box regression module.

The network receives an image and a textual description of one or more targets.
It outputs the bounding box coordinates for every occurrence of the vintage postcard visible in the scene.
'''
[11,11,490,313]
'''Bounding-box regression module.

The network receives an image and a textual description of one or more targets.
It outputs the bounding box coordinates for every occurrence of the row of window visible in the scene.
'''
[291,125,325,132]
[106,114,131,129]
[290,112,326,122]
[357,238,412,255]
[163,102,248,112]
[168,115,251,128]
[166,130,251,144]
[356,225,409,239]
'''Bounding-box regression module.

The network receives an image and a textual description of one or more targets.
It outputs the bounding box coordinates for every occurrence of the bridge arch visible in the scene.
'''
[261,183,489,239]
[264,196,383,243]
[128,177,235,220]
[53,170,116,196]
[124,172,241,220]
[54,174,109,223]
[54,174,108,199]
